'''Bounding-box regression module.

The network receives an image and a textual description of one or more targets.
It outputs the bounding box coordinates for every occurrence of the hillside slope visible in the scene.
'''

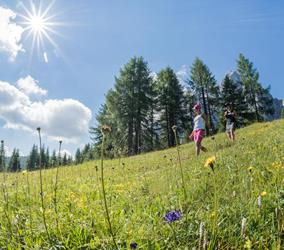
[1,120,284,249]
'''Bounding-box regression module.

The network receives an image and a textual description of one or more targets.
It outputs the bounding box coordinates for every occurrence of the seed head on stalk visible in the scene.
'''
[37,127,51,242]
[99,125,118,249]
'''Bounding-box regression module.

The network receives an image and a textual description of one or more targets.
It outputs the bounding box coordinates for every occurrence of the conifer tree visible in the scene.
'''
[8,149,21,172]
[237,54,274,121]
[0,140,6,172]
[155,67,185,147]
[188,58,219,132]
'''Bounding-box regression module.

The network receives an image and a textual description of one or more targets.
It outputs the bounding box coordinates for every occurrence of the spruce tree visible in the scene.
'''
[155,67,185,148]
[237,54,274,121]
[188,58,219,132]
[0,140,5,172]
[26,145,39,170]
[219,75,247,128]
[8,149,21,172]
[91,57,153,156]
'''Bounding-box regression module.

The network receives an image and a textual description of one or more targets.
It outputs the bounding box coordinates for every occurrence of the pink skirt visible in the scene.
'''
[190,129,205,143]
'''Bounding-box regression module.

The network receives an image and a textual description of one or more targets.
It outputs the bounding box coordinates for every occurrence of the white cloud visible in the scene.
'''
[0,79,92,143]
[17,75,47,96]
[176,65,190,85]
[150,71,158,81]
[0,6,24,60]
[58,149,72,158]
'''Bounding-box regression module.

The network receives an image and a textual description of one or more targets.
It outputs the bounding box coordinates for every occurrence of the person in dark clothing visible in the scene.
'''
[224,103,237,142]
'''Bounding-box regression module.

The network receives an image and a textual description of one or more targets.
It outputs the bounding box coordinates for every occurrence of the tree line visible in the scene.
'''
[90,54,275,158]
[0,54,276,170]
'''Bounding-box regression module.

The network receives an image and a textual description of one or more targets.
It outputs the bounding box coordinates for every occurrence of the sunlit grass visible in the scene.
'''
[0,120,283,249]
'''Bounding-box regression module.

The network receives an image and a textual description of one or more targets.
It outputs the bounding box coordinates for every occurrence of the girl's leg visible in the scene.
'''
[196,141,201,156]
[227,132,231,141]
[231,129,235,141]
[201,145,208,152]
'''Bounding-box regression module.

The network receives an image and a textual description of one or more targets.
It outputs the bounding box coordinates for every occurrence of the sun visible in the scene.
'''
[19,0,63,61]
[30,15,45,33]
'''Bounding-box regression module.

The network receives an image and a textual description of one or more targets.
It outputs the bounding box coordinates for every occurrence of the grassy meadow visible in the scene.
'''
[0,120,284,249]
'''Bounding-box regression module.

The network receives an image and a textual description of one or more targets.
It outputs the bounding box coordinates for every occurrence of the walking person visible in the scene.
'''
[224,103,237,142]
[189,103,210,156]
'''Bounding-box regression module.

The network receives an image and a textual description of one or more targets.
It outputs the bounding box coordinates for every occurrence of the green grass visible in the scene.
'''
[1,120,284,249]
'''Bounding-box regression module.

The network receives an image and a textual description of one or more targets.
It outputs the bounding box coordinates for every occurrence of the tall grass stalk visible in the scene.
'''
[172,126,188,204]
[25,170,33,235]
[54,140,62,235]
[37,128,50,242]
[1,140,13,240]
[100,126,118,249]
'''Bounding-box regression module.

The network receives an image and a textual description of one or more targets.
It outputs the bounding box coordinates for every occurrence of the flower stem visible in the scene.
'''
[100,133,118,249]
[37,128,50,242]
[54,140,62,236]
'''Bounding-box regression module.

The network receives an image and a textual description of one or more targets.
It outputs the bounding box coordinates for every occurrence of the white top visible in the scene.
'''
[193,114,205,131]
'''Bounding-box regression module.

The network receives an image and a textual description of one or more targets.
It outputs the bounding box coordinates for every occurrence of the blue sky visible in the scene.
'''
[0,0,283,156]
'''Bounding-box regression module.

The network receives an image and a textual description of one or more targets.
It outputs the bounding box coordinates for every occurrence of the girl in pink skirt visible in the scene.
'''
[189,103,210,156]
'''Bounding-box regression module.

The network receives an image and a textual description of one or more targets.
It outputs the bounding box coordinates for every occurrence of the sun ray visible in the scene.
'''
[20,0,63,62]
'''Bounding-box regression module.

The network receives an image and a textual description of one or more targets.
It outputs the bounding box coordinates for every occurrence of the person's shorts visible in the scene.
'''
[226,123,235,132]
[190,129,205,143]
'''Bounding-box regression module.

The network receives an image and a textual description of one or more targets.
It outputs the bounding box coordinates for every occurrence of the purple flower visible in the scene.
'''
[130,242,137,249]
[164,210,182,223]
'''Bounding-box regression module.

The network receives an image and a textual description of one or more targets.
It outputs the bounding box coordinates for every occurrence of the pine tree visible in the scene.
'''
[62,153,68,165]
[0,140,5,172]
[219,75,247,128]
[237,54,274,121]
[155,67,185,148]
[26,145,39,170]
[75,148,82,165]
[51,150,57,167]
[91,57,153,156]
[188,58,219,132]
[45,148,50,168]
[8,149,21,172]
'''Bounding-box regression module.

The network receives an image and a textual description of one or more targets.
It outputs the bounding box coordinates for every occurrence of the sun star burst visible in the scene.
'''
[19,0,63,61]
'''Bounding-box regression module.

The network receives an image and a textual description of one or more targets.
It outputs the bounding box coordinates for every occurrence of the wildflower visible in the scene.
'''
[163,210,182,223]
[22,170,28,174]
[204,156,216,172]
[100,125,111,135]
[241,217,247,238]
[247,166,253,172]
[210,211,216,218]
[130,242,137,249]
[244,238,252,249]
[261,191,267,197]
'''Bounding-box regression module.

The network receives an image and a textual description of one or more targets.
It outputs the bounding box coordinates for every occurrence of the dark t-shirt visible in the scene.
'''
[225,111,236,124]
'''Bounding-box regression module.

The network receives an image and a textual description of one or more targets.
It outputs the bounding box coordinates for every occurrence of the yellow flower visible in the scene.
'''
[247,167,253,172]
[261,191,267,197]
[22,170,28,174]
[204,156,216,171]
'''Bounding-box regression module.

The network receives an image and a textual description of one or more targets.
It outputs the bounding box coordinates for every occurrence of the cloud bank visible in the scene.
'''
[0,6,24,60]
[0,77,92,143]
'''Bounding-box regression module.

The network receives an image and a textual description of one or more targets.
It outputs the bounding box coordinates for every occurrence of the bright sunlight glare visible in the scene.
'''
[19,0,64,61]
[30,15,45,33]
